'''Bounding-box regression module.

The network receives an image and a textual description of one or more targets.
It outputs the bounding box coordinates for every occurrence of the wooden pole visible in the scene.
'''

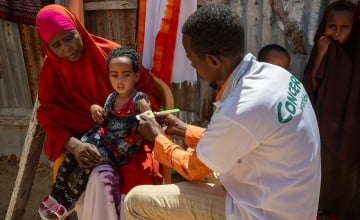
[5,97,45,220]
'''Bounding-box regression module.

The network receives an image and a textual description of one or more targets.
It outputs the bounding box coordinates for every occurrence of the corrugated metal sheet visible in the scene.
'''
[18,24,44,103]
[0,20,33,115]
[196,0,359,121]
[229,0,358,79]
[0,19,34,156]
[229,0,312,79]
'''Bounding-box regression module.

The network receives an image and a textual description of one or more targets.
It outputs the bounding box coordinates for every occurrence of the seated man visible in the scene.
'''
[125,4,321,220]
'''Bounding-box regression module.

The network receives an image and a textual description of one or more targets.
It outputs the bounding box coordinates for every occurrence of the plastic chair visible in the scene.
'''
[152,74,174,184]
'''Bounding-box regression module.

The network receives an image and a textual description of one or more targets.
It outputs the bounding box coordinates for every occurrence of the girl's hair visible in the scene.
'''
[106,46,141,73]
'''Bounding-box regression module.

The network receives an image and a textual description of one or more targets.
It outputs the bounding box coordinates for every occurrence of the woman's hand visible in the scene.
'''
[138,114,164,143]
[65,137,103,168]
[90,104,106,124]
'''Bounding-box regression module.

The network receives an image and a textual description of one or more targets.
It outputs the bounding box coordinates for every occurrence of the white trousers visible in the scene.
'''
[124,182,226,220]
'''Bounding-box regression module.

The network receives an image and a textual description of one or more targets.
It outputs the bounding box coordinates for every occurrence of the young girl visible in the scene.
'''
[38,47,162,220]
[302,1,360,218]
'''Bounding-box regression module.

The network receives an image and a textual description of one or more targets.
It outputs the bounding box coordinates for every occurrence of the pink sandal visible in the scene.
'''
[38,195,58,217]
[38,195,74,220]
[45,204,74,220]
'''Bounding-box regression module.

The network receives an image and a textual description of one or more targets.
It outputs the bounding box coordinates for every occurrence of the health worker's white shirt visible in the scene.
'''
[197,53,321,220]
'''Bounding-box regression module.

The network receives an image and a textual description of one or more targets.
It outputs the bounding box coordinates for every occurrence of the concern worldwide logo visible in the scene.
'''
[277,75,308,124]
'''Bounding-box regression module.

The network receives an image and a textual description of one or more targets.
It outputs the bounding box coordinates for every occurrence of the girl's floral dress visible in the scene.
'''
[81,91,148,166]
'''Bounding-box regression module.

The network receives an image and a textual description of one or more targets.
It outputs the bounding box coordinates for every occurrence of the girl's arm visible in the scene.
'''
[90,104,105,124]
[138,98,152,113]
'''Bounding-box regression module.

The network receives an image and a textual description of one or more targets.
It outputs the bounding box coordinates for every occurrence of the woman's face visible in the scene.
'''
[324,10,353,44]
[47,30,84,62]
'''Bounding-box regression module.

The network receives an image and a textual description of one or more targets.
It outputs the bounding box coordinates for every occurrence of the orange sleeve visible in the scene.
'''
[154,132,212,182]
[184,125,206,148]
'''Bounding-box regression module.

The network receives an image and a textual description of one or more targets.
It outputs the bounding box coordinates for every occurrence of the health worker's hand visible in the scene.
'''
[154,113,188,137]
[138,113,165,143]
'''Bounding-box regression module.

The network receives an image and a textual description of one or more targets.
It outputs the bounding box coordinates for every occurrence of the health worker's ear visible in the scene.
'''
[206,54,222,69]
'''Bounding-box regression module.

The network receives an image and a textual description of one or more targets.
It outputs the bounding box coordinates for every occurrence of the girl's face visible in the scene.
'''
[108,57,139,97]
[47,30,84,62]
[324,10,353,44]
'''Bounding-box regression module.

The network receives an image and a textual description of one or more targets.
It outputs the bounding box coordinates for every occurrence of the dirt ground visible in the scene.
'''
[0,154,333,220]
[0,154,185,220]
[0,154,53,220]
[1,153,334,220]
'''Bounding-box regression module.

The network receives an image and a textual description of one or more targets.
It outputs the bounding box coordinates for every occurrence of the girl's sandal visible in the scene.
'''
[42,204,75,220]
[38,195,74,220]
[38,195,58,218]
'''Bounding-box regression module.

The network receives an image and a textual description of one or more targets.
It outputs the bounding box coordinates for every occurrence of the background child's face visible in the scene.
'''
[324,10,353,44]
[108,57,139,96]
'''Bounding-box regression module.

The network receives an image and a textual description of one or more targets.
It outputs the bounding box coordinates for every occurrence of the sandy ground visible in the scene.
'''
[0,154,184,220]
[0,154,53,220]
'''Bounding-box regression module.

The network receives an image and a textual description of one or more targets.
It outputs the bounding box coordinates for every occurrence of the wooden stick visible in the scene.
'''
[5,97,45,220]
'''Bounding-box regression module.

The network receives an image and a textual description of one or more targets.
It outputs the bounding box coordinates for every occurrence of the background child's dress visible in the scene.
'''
[302,1,360,218]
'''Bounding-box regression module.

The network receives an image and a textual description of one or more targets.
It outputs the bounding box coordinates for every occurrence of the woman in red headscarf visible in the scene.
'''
[36,4,162,220]
[302,1,360,218]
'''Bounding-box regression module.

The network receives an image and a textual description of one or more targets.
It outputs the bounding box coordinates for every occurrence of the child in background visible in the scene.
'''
[257,44,290,70]
[302,1,360,219]
[38,47,162,220]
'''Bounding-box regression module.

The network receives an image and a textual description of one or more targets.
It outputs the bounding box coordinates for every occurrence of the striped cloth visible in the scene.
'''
[0,0,54,25]
[137,0,197,85]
